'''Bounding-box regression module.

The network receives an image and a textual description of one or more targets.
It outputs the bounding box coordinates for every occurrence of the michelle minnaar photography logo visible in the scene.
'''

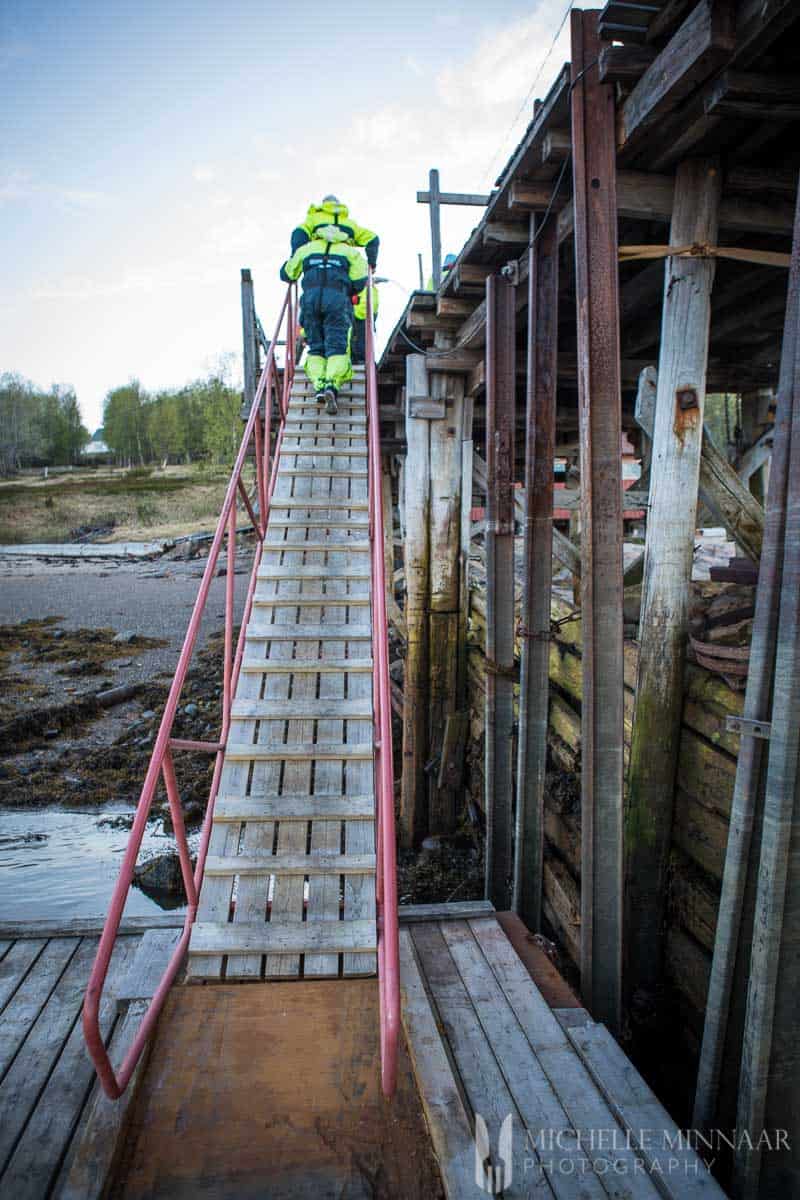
[473,1113,790,1194]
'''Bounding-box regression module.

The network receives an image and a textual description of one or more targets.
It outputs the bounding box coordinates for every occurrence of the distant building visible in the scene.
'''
[83,429,111,461]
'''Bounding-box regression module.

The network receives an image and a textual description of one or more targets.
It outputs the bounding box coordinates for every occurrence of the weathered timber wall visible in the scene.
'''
[466,580,742,1071]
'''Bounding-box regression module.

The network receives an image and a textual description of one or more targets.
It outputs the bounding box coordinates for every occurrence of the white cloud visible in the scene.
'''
[192,165,215,183]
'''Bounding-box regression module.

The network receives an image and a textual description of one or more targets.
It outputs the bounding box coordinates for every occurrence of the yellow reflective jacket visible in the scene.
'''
[291,199,379,267]
[353,284,379,321]
[280,238,368,295]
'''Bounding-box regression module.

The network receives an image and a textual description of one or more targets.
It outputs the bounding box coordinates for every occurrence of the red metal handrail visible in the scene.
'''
[365,274,400,1096]
[82,283,297,1098]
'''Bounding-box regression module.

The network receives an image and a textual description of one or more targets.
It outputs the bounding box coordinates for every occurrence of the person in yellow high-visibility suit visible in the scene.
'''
[351,283,379,365]
[291,195,379,269]
[280,231,367,414]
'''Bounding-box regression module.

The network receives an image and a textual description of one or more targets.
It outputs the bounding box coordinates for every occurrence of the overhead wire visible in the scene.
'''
[481,0,575,190]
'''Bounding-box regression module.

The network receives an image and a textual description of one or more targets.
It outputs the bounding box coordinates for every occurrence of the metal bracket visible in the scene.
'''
[725,716,772,739]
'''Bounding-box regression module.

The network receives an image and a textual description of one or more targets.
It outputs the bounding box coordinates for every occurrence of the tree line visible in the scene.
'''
[0,363,242,475]
[102,370,241,467]
[0,374,88,475]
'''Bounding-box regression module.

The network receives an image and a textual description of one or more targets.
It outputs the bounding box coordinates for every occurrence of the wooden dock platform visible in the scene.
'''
[0,906,728,1198]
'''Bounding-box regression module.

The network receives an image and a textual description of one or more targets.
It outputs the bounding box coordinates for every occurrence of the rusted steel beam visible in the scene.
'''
[570,8,624,1034]
[484,273,516,909]
[514,211,558,930]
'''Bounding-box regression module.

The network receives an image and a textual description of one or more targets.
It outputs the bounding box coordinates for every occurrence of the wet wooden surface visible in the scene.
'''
[112,979,443,1200]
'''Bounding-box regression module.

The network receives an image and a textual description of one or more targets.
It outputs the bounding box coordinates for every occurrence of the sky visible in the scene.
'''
[1,0,578,433]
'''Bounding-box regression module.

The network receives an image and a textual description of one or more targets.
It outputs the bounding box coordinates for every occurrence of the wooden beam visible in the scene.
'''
[598,43,658,85]
[400,356,431,848]
[541,128,571,165]
[435,296,475,319]
[428,168,442,291]
[482,221,530,245]
[626,159,722,1001]
[484,275,516,909]
[571,8,624,1035]
[425,349,481,374]
[514,210,558,931]
[240,268,258,413]
[417,190,490,207]
[617,0,736,157]
[704,69,800,121]
[508,181,554,212]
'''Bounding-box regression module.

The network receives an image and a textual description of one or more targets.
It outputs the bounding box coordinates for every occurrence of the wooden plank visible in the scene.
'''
[227,700,371,715]
[1,936,137,1200]
[256,563,371,579]
[190,920,376,955]
[411,923,554,1197]
[398,929,477,1200]
[261,541,370,553]
[568,1024,727,1198]
[0,917,182,941]
[470,920,664,1191]
[53,1000,150,1200]
[279,470,369,479]
[268,518,370,527]
[343,613,376,976]
[399,901,495,923]
[253,594,370,607]
[115,928,183,1006]
[0,938,97,1174]
[442,921,660,1199]
[0,939,46,1012]
[245,623,371,640]
[214,793,374,822]
[267,499,369,510]
[0,937,77,1080]
[203,853,375,877]
[241,657,373,674]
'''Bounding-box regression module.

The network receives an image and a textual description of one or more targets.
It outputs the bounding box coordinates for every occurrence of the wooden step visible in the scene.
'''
[278,470,368,479]
[256,563,371,579]
[190,919,376,956]
[213,793,374,822]
[245,623,371,641]
[204,853,375,876]
[283,421,367,430]
[267,519,370,528]
[231,698,373,719]
[261,541,370,553]
[241,657,372,674]
[268,500,368,510]
[282,449,368,458]
[252,594,370,607]
[224,741,372,761]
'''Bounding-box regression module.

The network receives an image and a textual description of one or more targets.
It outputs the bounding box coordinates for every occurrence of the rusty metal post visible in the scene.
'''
[484,273,516,908]
[514,212,558,929]
[570,8,624,1033]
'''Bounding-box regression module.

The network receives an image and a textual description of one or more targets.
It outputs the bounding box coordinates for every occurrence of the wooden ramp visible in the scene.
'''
[109,980,443,1200]
[189,367,377,981]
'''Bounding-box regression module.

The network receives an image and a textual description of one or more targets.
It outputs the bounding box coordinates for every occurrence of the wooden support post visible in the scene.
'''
[427,341,465,833]
[241,268,258,413]
[484,275,516,908]
[514,211,558,929]
[458,393,474,708]
[428,169,442,292]
[626,159,721,1001]
[570,8,624,1033]
[401,356,431,848]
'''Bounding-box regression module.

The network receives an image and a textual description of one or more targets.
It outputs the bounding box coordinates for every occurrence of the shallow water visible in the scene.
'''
[0,806,196,924]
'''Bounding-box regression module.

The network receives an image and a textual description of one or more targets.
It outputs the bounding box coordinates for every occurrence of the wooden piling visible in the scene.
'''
[401,355,431,848]
[484,274,516,908]
[626,158,722,1000]
[514,211,558,929]
[427,349,465,834]
[241,269,258,413]
[571,8,624,1034]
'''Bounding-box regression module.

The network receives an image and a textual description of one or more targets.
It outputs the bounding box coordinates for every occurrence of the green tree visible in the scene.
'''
[103,380,148,465]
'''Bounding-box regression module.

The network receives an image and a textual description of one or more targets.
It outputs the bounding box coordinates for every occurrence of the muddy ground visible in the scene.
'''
[0,545,482,910]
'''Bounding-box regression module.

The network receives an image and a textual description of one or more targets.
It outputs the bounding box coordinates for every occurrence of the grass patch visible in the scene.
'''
[0,464,250,543]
